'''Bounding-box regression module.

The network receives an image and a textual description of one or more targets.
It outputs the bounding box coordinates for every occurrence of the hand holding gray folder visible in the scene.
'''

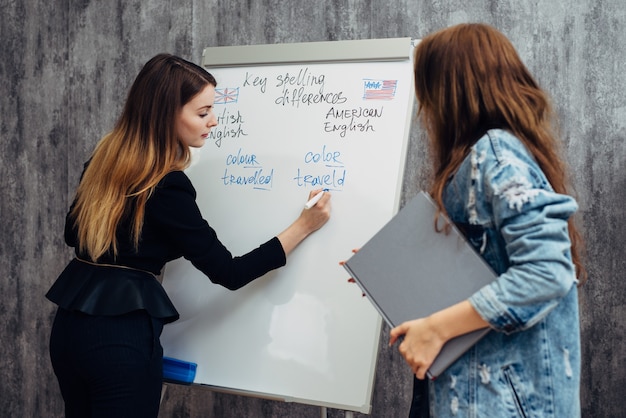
[343,191,496,379]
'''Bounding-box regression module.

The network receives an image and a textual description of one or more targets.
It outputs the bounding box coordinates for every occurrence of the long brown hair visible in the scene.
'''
[71,54,217,261]
[414,23,585,282]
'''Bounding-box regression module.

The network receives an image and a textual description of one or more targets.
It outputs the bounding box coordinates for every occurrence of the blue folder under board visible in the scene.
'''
[163,356,197,385]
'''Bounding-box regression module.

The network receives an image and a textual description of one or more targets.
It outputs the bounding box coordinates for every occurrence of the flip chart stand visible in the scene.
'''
[160,37,416,414]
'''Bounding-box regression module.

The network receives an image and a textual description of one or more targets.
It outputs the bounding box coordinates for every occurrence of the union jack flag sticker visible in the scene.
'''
[215,87,240,104]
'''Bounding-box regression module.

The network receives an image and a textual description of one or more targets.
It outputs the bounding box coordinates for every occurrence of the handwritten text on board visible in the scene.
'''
[207,66,399,192]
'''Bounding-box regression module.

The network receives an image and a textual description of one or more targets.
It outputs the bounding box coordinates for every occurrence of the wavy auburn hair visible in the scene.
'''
[71,54,217,261]
[414,23,585,282]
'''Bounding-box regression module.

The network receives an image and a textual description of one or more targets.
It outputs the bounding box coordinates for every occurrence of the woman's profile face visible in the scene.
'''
[176,84,218,148]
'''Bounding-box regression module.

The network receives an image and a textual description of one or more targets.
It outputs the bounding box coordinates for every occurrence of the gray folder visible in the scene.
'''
[343,191,496,379]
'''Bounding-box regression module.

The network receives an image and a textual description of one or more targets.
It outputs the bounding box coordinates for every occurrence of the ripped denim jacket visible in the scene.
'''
[430,129,581,417]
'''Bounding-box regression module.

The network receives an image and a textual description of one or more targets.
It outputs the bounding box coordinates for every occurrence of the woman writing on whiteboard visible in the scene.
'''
[389,24,585,417]
[46,53,331,418]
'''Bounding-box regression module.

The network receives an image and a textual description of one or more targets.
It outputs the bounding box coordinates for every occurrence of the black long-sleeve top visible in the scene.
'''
[46,170,286,323]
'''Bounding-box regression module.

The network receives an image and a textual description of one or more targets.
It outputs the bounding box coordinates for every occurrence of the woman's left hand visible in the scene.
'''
[389,300,489,379]
[389,317,446,380]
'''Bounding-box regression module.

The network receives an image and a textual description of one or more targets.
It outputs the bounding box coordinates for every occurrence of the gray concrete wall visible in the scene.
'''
[1,0,624,416]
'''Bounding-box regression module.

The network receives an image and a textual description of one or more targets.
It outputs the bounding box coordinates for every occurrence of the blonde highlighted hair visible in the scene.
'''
[414,23,585,282]
[71,54,217,261]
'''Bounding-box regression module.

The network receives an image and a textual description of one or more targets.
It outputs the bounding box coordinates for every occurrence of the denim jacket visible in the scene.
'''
[430,129,581,417]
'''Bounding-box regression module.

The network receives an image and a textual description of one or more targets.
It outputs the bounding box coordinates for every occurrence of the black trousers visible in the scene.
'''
[409,376,430,418]
[49,308,164,418]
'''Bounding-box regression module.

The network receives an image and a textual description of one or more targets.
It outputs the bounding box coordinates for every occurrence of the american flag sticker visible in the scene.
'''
[215,87,240,104]
[362,79,398,100]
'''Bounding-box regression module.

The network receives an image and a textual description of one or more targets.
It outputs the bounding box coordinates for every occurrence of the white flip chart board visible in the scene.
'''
[160,38,415,413]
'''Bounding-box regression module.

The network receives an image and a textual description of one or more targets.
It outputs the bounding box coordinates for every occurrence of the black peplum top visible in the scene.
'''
[46,170,286,323]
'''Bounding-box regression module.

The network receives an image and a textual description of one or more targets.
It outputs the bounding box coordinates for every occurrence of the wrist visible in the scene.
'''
[426,300,489,342]
[425,312,452,342]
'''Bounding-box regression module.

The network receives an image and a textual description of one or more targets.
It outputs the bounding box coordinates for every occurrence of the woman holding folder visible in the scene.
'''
[389,24,586,417]
[46,54,331,418]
